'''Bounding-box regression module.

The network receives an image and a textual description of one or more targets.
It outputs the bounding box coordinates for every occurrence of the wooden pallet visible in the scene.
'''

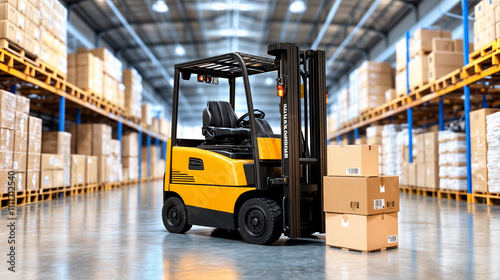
[400,185,438,197]
[0,39,38,67]
[471,192,500,206]
[432,69,462,92]
[37,59,66,80]
[328,245,398,254]
[437,189,468,201]
[469,39,498,61]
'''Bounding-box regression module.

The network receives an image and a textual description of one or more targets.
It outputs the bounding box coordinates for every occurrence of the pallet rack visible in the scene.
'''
[328,0,500,205]
[0,45,168,208]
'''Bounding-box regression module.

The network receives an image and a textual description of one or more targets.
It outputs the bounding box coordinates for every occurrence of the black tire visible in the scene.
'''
[162,197,192,233]
[238,198,282,245]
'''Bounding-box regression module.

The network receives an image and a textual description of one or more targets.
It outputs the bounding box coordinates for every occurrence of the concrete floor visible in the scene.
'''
[1,181,500,280]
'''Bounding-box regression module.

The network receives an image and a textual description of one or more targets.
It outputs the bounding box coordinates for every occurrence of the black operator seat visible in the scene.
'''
[202,101,250,141]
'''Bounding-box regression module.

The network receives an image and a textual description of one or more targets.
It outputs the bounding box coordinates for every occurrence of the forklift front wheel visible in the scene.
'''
[162,197,192,234]
[238,198,283,245]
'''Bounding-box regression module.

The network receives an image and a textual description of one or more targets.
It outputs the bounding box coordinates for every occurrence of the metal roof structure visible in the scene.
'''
[63,0,478,126]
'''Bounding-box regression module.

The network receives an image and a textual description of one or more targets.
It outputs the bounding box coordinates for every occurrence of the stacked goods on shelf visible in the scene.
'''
[40,153,64,189]
[141,103,152,127]
[39,0,67,74]
[69,48,124,110]
[438,131,467,190]
[366,125,383,174]
[486,111,500,193]
[109,139,122,183]
[70,155,86,187]
[338,88,349,127]
[122,132,138,181]
[358,62,393,113]
[86,155,97,184]
[395,39,407,97]
[13,95,29,191]
[324,145,399,252]
[423,132,440,190]
[26,116,42,190]
[0,90,17,193]
[414,133,426,187]
[42,131,71,187]
[408,28,451,90]
[470,109,500,193]
[141,145,160,178]
[473,0,497,51]
[123,68,143,119]
[385,88,397,103]
[381,124,400,177]
[158,117,171,137]
[427,38,466,82]
[348,70,359,123]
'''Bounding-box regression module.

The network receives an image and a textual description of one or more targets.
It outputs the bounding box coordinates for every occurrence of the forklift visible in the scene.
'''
[162,43,328,245]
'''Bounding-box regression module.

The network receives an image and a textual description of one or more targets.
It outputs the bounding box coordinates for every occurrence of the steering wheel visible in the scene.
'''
[237,109,265,127]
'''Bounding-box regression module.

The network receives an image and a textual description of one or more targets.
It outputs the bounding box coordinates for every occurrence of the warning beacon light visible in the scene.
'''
[197,74,219,84]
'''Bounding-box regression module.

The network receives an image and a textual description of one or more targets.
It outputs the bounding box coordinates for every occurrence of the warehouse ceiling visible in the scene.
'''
[63,0,473,128]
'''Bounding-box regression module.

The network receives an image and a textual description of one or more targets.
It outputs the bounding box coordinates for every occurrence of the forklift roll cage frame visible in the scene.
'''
[168,43,327,238]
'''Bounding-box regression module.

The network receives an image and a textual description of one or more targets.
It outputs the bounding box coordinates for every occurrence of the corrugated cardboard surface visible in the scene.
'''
[41,153,63,170]
[424,132,439,163]
[323,176,399,215]
[327,145,379,177]
[70,155,86,186]
[425,162,439,190]
[26,170,38,190]
[86,155,97,184]
[416,163,426,187]
[326,212,398,251]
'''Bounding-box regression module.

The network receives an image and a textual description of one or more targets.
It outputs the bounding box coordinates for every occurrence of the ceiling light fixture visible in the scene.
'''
[175,45,186,56]
[152,0,168,13]
[289,0,306,13]
[265,77,274,86]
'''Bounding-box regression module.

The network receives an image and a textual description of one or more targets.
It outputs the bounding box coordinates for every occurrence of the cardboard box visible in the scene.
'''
[92,124,111,156]
[432,38,454,52]
[475,1,484,19]
[76,124,92,155]
[484,8,496,29]
[428,51,463,69]
[0,89,16,113]
[484,25,496,45]
[24,34,39,57]
[0,128,14,151]
[52,170,64,187]
[41,131,71,154]
[28,116,42,137]
[41,153,63,170]
[12,151,25,171]
[70,154,86,186]
[327,145,379,177]
[15,94,29,113]
[27,152,39,170]
[141,103,152,126]
[384,88,397,103]
[323,176,399,215]
[408,163,416,186]
[97,155,111,183]
[40,170,51,189]
[13,171,24,191]
[325,212,398,251]
[424,132,439,162]
[0,19,23,48]
[416,163,426,188]
[0,149,12,169]
[86,155,97,184]
[0,111,15,130]
[27,135,41,153]
[15,111,28,133]
[0,3,18,26]
[26,170,38,190]
[14,131,27,152]
[425,162,439,190]
[428,65,460,82]
[415,134,425,163]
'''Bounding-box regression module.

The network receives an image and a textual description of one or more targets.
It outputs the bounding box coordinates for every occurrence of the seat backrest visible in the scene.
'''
[203,101,238,128]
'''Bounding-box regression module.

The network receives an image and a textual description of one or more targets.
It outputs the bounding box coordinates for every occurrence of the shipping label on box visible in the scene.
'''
[40,170,51,189]
[326,213,399,251]
[327,145,379,177]
[14,171,24,191]
[323,176,399,215]
[0,20,24,48]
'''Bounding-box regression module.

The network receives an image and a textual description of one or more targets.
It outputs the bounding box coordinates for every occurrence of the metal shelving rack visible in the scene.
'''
[0,46,168,209]
[328,0,500,205]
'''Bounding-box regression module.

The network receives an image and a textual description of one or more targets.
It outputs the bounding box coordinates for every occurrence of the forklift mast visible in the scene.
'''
[268,43,328,238]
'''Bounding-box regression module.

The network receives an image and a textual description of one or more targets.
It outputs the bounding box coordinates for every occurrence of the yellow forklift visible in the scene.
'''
[162,43,327,245]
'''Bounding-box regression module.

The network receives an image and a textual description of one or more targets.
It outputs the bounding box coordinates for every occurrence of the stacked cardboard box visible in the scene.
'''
[338,88,349,127]
[123,68,142,119]
[122,132,138,181]
[159,117,170,137]
[142,145,159,178]
[486,111,500,193]
[141,103,152,126]
[423,132,440,190]
[0,90,16,193]
[366,125,383,174]
[13,94,29,191]
[40,153,64,188]
[42,131,71,187]
[70,154,86,187]
[385,89,397,103]
[26,116,42,190]
[358,62,393,112]
[414,133,426,187]
[39,0,67,74]
[474,0,498,51]
[67,52,104,98]
[438,131,467,190]
[86,155,98,184]
[324,145,399,252]
[427,38,466,82]
[470,109,500,193]
[348,70,359,123]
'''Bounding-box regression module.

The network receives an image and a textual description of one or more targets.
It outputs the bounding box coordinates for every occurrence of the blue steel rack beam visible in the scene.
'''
[138,130,142,180]
[406,30,413,164]
[462,0,472,197]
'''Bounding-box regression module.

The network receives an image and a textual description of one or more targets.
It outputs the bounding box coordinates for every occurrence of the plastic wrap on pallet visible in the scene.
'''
[439,153,467,166]
[439,166,468,178]
[438,140,467,153]
[439,178,467,190]
[487,112,500,193]
[438,131,466,142]
[381,124,401,176]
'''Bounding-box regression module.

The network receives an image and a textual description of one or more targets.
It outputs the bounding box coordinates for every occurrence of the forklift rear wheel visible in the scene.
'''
[162,197,192,233]
[238,198,282,245]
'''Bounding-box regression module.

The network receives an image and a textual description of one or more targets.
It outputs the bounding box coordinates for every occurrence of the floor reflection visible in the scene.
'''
[1,182,499,279]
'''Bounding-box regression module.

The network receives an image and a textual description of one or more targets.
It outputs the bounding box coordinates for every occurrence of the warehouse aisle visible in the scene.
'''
[1,182,499,279]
